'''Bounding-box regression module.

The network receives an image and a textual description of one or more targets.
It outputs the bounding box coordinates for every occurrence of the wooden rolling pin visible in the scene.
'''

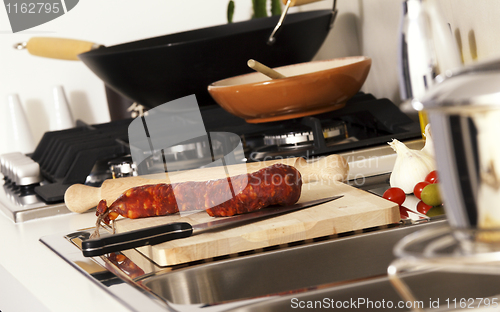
[64,155,348,213]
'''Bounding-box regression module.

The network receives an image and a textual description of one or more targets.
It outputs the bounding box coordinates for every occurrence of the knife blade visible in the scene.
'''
[81,195,343,257]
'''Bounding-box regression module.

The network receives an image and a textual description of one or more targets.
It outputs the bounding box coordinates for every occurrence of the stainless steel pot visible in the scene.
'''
[420,58,500,249]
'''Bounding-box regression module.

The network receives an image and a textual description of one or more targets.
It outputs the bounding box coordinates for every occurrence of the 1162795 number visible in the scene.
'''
[446,298,498,309]
[5,2,60,14]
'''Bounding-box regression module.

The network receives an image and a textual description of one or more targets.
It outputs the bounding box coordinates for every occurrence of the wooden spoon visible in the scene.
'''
[247,59,286,79]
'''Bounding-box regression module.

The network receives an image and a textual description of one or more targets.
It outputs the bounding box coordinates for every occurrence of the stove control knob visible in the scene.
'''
[109,158,137,179]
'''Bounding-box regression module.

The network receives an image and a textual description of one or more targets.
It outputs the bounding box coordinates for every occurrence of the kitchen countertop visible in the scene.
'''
[0,180,403,312]
[0,140,424,311]
[0,210,132,312]
[0,183,466,312]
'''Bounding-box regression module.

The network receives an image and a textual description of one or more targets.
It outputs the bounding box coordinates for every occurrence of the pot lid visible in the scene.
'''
[418,57,500,110]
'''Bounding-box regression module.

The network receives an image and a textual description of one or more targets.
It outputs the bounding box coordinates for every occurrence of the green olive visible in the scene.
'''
[426,205,445,217]
[420,183,442,207]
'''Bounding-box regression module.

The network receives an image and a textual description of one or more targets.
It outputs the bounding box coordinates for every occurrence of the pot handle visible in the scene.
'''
[281,0,323,5]
[269,0,328,45]
[14,37,102,61]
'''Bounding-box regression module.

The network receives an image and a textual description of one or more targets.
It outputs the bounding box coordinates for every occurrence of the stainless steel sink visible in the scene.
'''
[225,271,500,312]
[141,220,447,306]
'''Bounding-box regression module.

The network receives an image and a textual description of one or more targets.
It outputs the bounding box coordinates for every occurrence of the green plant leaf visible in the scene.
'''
[253,0,268,18]
[271,0,282,16]
[227,0,235,23]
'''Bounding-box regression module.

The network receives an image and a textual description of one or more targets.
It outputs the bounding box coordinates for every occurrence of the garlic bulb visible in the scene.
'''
[389,139,436,194]
[421,124,434,157]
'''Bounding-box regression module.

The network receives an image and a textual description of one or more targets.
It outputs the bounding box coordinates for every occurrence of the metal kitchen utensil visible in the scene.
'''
[398,0,462,100]
[81,195,343,257]
[419,57,500,251]
[267,0,334,45]
[398,0,461,103]
[397,0,462,135]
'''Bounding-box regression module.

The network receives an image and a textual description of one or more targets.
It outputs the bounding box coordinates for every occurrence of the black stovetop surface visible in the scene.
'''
[201,92,420,158]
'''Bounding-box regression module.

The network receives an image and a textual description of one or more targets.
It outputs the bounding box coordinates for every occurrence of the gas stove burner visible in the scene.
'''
[133,132,246,175]
[263,123,347,147]
[262,120,348,148]
[250,137,358,161]
[249,120,351,161]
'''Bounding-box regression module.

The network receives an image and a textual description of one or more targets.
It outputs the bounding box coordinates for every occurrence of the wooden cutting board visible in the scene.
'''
[114,181,399,267]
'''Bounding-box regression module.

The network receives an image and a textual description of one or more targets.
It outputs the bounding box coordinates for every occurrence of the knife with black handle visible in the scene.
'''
[81,195,343,257]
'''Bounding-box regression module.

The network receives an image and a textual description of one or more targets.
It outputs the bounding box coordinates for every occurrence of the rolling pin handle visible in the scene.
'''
[294,155,349,183]
[64,183,101,213]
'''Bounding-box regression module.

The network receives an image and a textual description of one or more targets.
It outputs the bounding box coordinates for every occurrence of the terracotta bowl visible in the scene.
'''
[207,56,372,123]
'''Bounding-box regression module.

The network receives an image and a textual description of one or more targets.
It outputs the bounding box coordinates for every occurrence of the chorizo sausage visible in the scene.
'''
[205,163,302,217]
[94,164,302,228]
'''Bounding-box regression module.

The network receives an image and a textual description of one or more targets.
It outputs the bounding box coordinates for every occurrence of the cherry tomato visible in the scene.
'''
[413,181,430,200]
[383,187,406,206]
[416,201,433,215]
[425,170,439,184]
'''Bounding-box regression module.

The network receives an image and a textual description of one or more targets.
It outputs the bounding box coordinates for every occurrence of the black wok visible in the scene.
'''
[24,9,336,109]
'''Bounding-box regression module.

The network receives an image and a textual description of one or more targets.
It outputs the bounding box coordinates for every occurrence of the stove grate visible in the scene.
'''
[31,119,132,203]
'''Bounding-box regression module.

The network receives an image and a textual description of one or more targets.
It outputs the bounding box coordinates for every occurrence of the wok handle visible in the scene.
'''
[268,0,325,45]
[281,0,323,6]
[17,37,101,61]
